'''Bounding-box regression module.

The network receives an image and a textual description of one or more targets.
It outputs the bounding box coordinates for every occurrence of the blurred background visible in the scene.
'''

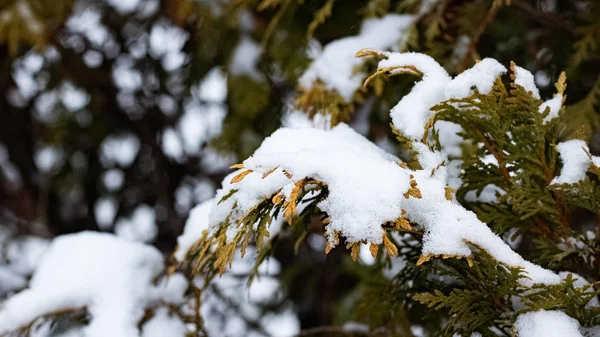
[0,0,598,334]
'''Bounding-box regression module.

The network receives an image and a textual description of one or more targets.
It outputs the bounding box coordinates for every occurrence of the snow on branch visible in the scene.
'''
[0,232,186,337]
[552,139,600,185]
[514,310,583,337]
[178,51,578,289]
[225,122,559,286]
[299,14,417,101]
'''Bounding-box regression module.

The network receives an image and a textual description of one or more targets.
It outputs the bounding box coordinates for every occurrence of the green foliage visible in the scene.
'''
[413,245,525,337]
[430,76,569,240]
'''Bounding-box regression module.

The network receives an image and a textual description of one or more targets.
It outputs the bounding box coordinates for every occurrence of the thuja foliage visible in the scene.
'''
[183,50,600,335]
[2,0,600,336]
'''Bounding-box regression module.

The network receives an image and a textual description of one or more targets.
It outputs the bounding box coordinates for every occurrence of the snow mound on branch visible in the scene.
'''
[299,14,416,101]
[378,55,508,140]
[375,53,560,141]
[379,52,452,140]
[242,123,411,244]
[514,310,582,337]
[0,232,164,337]
[512,65,540,99]
[229,123,559,285]
[552,140,592,185]
[540,93,563,124]
[444,58,507,99]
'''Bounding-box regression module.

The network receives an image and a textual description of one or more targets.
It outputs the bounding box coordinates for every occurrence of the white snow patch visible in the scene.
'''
[299,14,416,101]
[513,65,541,99]
[0,232,164,337]
[540,93,563,124]
[239,124,409,245]
[514,310,582,337]
[551,140,591,185]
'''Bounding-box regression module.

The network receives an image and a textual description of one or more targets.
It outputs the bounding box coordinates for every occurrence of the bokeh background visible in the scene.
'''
[0,0,598,334]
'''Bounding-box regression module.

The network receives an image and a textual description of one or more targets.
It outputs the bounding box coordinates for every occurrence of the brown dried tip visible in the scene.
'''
[383,235,398,257]
[416,254,431,266]
[230,169,253,183]
[398,162,408,168]
[229,163,244,169]
[509,61,517,82]
[396,218,412,231]
[262,167,277,179]
[325,242,332,254]
[555,71,567,94]
[272,193,284,205]
[350,243,360,262]
[369,243,379,257]
[445,186,455,201]
[283,170,293,179]
[355,48,386,58]
[404,186,422,199]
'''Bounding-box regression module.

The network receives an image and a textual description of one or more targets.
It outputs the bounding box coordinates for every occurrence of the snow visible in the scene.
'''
[211,167,290,241]
[445,58,507,99]
[514,310,582,337]
[240,124,410,245]
[115,205,158,243]
[380,55,509,140]
[229,122,560,285]
[513,65,541,99]
[540,93,563,123]
[298,14,416,101]
[174,199,213,261]
[379,52,451,140]
[229,36,263,82]
[6,236,50,276]
[551,140,591,185]
[141,308,186,337]
[282,109,332,130]
[594,156,600,169]
[0,266,26,293]
[435,120,463,158]
[0,232,164,337]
